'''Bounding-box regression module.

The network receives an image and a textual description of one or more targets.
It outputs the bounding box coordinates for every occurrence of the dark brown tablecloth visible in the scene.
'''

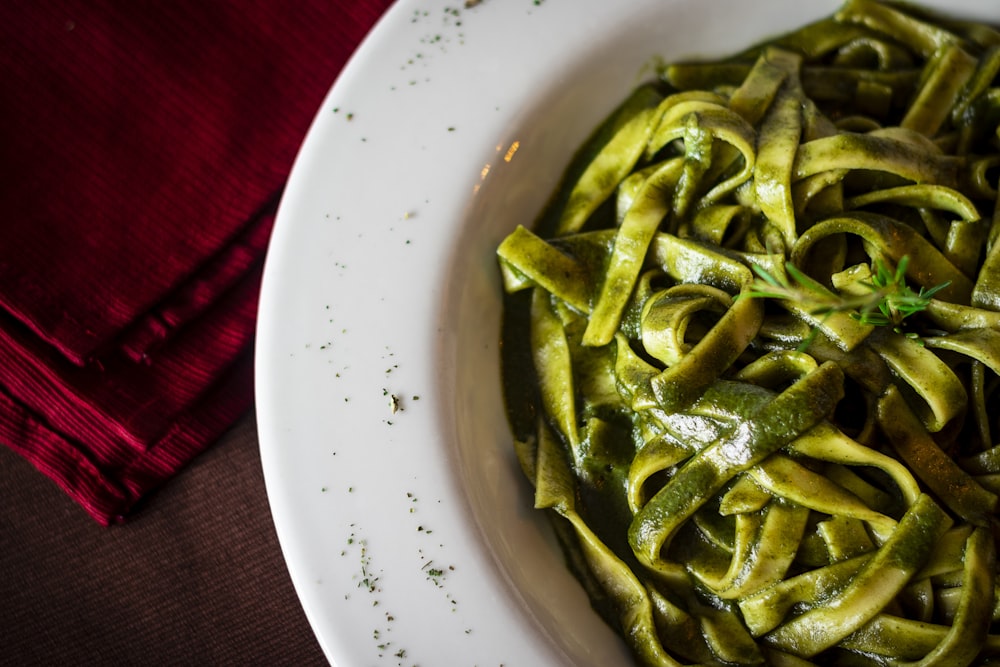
[0,408,325,666]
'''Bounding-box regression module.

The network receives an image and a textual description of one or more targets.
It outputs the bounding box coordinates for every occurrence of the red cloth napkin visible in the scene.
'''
[0,0,393,524]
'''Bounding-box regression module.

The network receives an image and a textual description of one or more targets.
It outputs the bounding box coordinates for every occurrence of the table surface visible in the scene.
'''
[1,402,326,666]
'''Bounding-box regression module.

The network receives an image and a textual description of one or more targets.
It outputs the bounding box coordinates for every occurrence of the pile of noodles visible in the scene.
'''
[497,1,1000,665]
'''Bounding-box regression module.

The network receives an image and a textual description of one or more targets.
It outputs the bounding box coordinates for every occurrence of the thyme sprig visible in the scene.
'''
[744,255,950,337]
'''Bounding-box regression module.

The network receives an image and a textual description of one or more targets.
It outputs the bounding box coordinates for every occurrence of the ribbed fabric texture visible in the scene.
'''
[0,0,393,523]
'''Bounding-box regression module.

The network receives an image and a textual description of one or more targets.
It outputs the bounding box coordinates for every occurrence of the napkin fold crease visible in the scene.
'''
[115,191,281,365]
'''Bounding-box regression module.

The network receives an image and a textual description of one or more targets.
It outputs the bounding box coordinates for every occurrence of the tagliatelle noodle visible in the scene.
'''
[497,1,1000,665]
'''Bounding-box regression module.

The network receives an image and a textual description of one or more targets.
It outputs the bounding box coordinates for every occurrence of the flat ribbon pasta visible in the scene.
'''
[498,2,1000,665]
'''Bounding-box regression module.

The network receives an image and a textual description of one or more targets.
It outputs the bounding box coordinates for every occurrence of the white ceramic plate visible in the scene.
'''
[255,1,998,665]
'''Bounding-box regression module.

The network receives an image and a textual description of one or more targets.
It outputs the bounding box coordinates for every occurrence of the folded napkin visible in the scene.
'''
[0,0,392,524]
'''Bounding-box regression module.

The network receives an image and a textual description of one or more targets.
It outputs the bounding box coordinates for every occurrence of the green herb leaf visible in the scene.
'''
[741,255,948,344]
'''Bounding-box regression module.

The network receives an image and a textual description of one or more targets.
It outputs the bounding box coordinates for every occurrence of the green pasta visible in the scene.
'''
[496,1,1000,665]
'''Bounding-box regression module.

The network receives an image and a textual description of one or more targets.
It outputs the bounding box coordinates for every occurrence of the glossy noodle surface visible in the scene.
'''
[497,1,1000,665]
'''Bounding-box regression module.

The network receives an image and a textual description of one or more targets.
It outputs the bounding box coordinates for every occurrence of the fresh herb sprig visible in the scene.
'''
[743,255,950,341]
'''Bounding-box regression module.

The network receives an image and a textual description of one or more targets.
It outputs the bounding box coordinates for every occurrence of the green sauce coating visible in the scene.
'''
[498,2,1000,664]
